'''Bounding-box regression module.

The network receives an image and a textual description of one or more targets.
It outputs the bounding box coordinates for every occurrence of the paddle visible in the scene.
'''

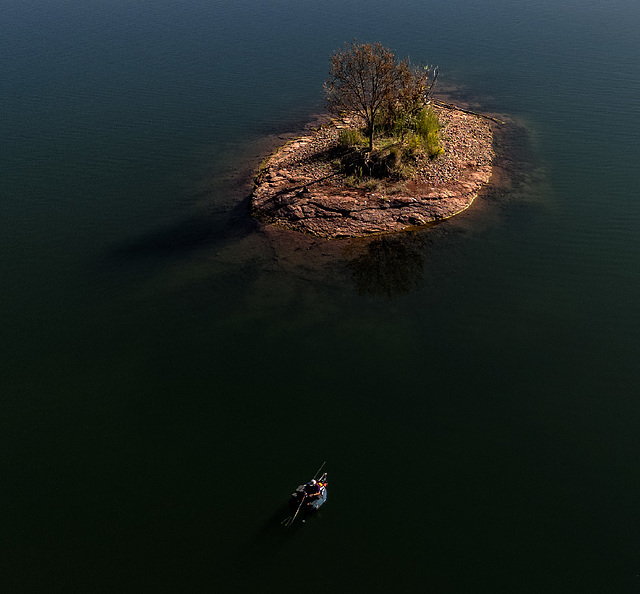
[282,493,307,528]
[313,461,326,480]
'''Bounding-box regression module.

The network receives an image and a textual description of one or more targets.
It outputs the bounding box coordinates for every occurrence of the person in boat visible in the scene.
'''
[303,479,323,501]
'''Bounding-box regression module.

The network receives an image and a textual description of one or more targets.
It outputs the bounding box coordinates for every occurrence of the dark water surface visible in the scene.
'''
[2,1,639,592]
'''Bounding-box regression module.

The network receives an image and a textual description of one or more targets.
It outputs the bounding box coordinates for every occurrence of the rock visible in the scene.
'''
[250,105,496,238]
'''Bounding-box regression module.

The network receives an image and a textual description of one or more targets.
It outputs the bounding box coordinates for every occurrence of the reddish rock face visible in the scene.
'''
[251,105,495,238]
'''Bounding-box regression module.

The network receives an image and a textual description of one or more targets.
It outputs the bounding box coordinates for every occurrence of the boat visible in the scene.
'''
[282,470,328,527]
[290,472,328,512]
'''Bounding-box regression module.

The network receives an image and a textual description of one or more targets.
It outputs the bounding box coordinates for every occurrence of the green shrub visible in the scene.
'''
[414,106,438,138]
[338,127,365,148]
[413,107,444,159]
[361,178,381,191]
[335,106,444,180]
[426,135,445,159]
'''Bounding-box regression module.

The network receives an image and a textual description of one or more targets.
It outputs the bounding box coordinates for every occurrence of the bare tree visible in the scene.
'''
[325,42,421,151]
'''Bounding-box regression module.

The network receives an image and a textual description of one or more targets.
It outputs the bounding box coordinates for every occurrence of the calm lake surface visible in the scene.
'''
[2,1,639,592]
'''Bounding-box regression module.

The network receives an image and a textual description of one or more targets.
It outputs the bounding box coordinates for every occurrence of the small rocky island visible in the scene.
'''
[251,43,497,239]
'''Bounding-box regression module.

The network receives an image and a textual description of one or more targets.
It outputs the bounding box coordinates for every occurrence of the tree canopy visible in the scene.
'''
[324,41,434,151]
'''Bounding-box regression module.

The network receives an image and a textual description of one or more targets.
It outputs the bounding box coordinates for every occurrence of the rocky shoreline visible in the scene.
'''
[250,104,496,238]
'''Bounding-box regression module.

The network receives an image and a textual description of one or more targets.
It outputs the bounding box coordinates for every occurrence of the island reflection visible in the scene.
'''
[348,232,426,298]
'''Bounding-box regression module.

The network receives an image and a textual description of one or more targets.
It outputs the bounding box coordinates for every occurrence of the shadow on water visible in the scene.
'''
[346,232,427,298]
[110,196,258,262]
[221,502,328,591]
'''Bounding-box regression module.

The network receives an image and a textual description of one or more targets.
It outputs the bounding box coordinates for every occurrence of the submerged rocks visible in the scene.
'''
[251,105,496,238]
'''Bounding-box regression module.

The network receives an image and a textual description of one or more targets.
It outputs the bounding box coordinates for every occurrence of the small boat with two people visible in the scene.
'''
[282,463,328,527]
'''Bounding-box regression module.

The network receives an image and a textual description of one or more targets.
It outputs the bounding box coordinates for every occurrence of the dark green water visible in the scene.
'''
[2,1,639,592]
